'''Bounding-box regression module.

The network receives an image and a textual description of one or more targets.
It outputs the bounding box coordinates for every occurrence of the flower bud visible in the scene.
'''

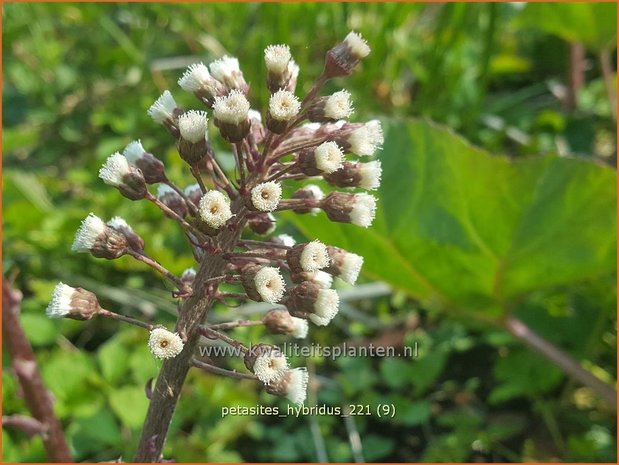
[263,309,309,339]
[209,56,248,93]
[241,265,286,304]
[271,234,296,247]
[198,190,233,229]
[244,343,288,384]
[148,328,184,360]
[178,62,226,107]
[157,184,188,218]
[212,90,251,142]
[323,160,382,191]
[324,31,371,78]
[290,185,324,215]
[46,283,101,321]
[147,90,182,136]
[181,267,196,286]
[287,281,340,326]
[307,90,353,122]
[325,246,364,285]
[264,45,299,93]
[297,141,344,176]
[72,213,129,259]
[99,153,147,200]
[122,140,166,184]
[267,90,301,133]
[321,192,377,228]
[287,241,330,274]
[184,183,203,207]
[247,212,276,235]
[177,110,210,165]
[250,181,282,212]
[265,368,309,405]
[107,216,145,252]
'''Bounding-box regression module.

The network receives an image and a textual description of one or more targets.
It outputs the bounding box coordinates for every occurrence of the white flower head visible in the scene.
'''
[99,152,131,187]
[71,213,106,253]
[178,110,208,143]
[147,90,178,124]
[309,289,340,326]
[288,60,300,83]
[344,31,371,59]
[248,109,263,122]
[213,89,250,124]
[269,90,301,122]
[339,252,364,285]
[274,234,296,247]
[325,90,353,120]
[350,193,377,228]
[314,141,344,173]
[254,266,286,304]
[122,140,146,163]
[303,184,325,201]
[148,328,184,360]
[348,120,384,156]
[178,62,212,93]
[290,317,309,339]
[300,240,330,272]
[253,350,289,384]
[358,160,382,190]
[198,190,233,229]
[209,56,245,89]
[285,368,309,405]
[310,270,333,289]
[251,181,282,212]
[264,44,291,74]
[46,282,75,318]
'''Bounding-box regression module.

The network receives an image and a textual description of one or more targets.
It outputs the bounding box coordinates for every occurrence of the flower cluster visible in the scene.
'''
[47,32,380,407]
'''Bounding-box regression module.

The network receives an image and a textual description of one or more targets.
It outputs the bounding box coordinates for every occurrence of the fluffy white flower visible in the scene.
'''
[46,282,75,318]
[285,368,309,405]
[357,160,382,190]
[99,153,131,187]
[309,289,340,326]
[209,56,244,89]
[274,234,296,247]
[178,63,212,92]
[122,140,145,163]
[213,89,250,124]
[290,318,309,339]
[339,253,364,285]
[324,90,353,120]
[269,90,301,121]
[253,351,289,384]
[348,120,384,156]
[309,270,333,289]
[147,90,177,124]
[314,142,344,173]
[254,266,286,304]
[350,193,377,228]
[71,213,106,253]
[344,31,371,58]
[251,182,282,212]
[106,216,131,231]
[148,328,184,360]
[300,241,330,272]
[178,110,208,143]
[198,190,233,229]
[248,109,263,122]
[264,44,291,74]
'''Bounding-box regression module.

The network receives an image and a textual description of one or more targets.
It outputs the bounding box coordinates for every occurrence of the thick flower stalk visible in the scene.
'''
[47,32,381,462]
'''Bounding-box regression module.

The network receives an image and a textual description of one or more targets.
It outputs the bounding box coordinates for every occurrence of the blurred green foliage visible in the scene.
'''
[2,2,616,462]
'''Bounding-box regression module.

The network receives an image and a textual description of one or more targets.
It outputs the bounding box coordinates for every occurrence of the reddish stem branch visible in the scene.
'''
[505,316,616,410]
[599,49,616,121]
[191,358,257,381]
[2,279,73,462]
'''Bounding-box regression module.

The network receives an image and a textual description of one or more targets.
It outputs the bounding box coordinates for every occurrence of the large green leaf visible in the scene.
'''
[287,120,616,317]
[518,3,617,51]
